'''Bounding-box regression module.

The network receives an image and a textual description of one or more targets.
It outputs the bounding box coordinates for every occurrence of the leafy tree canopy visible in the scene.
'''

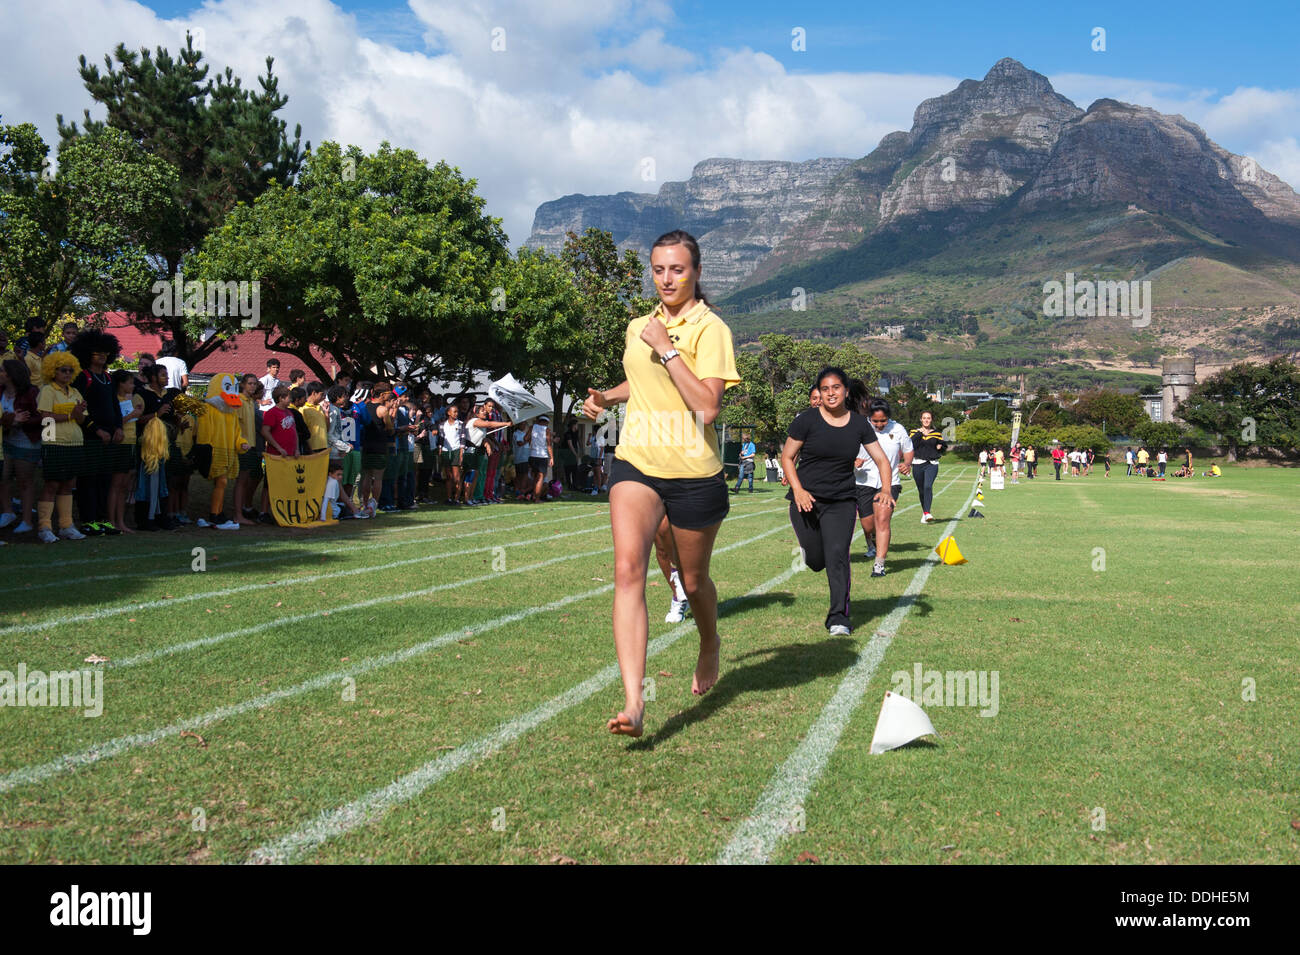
[1,121,176,335]
[57,36,305,363]
[191,141,509,383]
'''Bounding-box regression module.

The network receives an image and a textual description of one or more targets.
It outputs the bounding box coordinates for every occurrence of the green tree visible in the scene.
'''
[0,122,176,334]
[1017,424,1051,449]
[505,230,654,419]
[1050,424,1111,454]
[1178,359,1300,459]
[1070,388,1146,434]
[969,398,1013,422]
[1132,419,1185,450]
[58,36,305,364]
[720,334,881,442]
[559,229,655,412]
[955,419,1009,457]
[1127,345,1162,367]
[191,141,509,382]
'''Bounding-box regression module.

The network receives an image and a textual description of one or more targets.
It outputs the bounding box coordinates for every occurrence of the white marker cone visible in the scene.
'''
[869,690,938,754]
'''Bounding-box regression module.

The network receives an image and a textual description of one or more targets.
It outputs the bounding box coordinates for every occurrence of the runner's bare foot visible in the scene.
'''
[237,517,257,526]
[607,710,644,737]
[692,634,721,695]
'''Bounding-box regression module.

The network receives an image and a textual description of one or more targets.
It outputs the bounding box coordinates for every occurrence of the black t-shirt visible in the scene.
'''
[786,407,877,502]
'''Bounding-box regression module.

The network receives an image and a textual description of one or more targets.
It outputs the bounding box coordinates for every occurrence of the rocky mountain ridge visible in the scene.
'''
[526,58,1300,299]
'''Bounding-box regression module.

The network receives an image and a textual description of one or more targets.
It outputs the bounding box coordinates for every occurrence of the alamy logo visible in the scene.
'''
[152,271,261,328]
[0,664,103,717]
[890,663,999,717]
[50,885,151,935]
[1042,272,1151,327]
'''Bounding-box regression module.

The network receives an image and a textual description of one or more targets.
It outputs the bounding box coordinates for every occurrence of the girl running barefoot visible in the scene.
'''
[583,230,740,738]
[782,369,893,635]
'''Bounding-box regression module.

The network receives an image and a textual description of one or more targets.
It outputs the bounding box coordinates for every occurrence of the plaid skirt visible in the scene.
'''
[106,441,134,474]
[166,439,195,481]
[42,442,90,481]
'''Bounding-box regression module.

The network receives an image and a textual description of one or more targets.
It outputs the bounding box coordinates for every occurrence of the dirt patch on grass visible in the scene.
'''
[1158,484,1252,498]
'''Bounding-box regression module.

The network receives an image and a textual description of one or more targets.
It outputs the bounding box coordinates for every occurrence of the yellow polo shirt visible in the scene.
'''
[302,404,328,452]
[616,300,740,479]
[37,383,85,445]
[236,395,258,448]
[4,350,44,388]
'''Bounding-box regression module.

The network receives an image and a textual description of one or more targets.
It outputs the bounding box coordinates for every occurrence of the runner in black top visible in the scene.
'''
[782,367,893,635]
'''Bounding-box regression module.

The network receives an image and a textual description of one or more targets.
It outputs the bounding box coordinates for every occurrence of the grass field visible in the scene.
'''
[1,464,1296,864]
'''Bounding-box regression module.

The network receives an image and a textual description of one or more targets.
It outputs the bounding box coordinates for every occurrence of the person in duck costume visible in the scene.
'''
[194,372,249,530]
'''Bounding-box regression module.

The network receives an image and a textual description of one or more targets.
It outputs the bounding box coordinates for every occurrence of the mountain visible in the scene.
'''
[525,58,1300,381]
[526,157,853,293]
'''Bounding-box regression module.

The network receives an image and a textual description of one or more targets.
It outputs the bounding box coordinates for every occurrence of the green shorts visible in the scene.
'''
[389,449,412,479]
[239,447,263,475]
[440,448,463,470]
[361,451,388,472]
[341,449,362,486]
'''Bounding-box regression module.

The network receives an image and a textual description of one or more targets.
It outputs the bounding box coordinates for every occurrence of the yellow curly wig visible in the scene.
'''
[41,350,81,382]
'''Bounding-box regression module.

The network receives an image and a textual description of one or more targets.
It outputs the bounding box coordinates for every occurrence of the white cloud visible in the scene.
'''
[3,1,1297,250]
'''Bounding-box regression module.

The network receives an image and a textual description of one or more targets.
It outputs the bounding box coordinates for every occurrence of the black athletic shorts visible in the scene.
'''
[855,483,901,515]
[609,457,729,530]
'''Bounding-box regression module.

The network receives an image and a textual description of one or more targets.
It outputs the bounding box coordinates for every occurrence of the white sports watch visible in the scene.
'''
[660,348,681,365]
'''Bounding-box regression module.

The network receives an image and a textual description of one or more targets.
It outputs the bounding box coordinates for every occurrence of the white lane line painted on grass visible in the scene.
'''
[247,560,807,864]
[243,478,979,864]
[97,506,784,671]
[240,474,972,863]
[5,500,606,571]
[0,509,608,597]
[0,516,791,797]
[1,519,628,638]
[717,476,981,865]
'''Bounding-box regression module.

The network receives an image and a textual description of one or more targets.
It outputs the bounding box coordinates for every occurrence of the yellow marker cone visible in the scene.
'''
[935,536,967,565]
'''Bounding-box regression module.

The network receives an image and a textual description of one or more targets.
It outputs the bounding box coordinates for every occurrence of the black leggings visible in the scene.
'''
[911,461,938,513]
[789,498,857,630]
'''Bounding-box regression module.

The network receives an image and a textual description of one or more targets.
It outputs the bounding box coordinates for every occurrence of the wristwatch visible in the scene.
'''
[660,348,681,365]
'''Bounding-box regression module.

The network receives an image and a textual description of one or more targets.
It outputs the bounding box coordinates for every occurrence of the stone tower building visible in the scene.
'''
[1161,355,1196,422]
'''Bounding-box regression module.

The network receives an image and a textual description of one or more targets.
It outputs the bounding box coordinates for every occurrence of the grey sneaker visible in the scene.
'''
[828,624,852,636]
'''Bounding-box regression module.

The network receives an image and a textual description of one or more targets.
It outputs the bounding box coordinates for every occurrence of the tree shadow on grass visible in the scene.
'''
[629,638,858,751]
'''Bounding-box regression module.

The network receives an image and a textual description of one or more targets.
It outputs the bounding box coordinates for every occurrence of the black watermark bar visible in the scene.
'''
[7,865,1286,942]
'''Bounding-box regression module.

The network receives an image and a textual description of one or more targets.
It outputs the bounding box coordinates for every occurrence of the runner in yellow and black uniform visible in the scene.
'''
[908,410,946,524]
[582,230,740,738]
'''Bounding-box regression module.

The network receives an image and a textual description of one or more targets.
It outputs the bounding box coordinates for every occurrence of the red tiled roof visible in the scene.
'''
[100,313,339,381]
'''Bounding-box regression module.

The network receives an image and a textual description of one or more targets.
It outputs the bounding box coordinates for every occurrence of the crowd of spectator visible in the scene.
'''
[1,322,614,544]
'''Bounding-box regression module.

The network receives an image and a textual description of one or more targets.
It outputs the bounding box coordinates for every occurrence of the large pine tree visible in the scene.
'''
[57,34,306,364]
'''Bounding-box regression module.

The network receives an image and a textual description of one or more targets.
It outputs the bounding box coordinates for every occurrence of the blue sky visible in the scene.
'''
[5,0,1299,246]
[132,0,1300,89]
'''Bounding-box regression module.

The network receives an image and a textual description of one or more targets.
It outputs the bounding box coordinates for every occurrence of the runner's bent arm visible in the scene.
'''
[781,436,814,512]
[583,382,629,419]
